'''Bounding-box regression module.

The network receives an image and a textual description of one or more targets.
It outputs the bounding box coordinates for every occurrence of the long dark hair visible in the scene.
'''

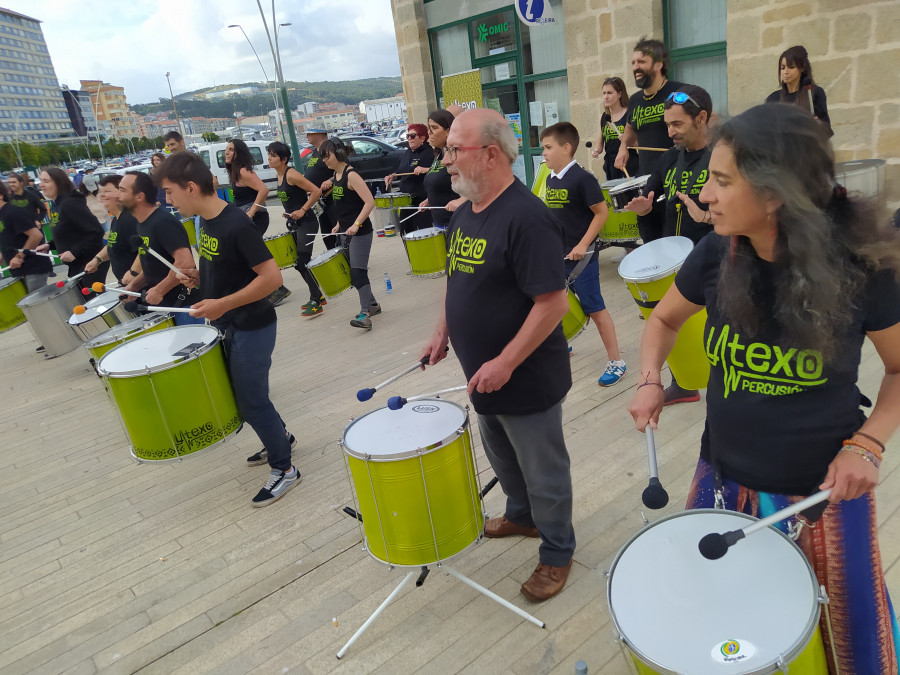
[713,105,900,360]
[602,77,630,113]
[225,138,256,185]
[41,167,75,200]
[777,45,815,96]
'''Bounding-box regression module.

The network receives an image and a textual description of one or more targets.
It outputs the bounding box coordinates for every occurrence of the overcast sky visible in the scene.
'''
[4,0,401,105]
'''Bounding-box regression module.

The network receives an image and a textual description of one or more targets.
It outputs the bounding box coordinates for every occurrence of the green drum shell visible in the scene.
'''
[600,180,640,241]
[561,288,589,342]
[85,313,175,361]
[264,232,299,269]
[307,248,352,298]
[99,330,241,461]
[403,227,446,277]
[0,277,27,332]
[182,217,197,247]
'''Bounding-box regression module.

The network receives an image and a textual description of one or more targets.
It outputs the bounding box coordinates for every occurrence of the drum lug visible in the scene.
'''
[775,655,788,673]
[818,584,830,605]
[638,290,648,301]
[638,511,649,526]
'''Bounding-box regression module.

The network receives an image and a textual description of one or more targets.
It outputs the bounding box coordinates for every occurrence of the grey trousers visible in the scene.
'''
[23,273,49,293]
[478,401,575,567]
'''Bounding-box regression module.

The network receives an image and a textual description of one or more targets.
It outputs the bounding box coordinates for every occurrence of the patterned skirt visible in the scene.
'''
[687,457,899,675]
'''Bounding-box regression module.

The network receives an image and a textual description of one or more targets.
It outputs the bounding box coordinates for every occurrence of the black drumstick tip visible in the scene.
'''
[123,300,144,313]
[641,477,669,509]
[698,532,728,560]
[585,141,593,148]
[356,388,375,402]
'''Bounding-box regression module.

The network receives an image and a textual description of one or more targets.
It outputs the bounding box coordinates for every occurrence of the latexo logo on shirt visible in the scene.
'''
[198,231,220,261]
[632,102,666,130]
[706,323,827,398]
[277,190,288,203]
[446,227,487,276]
[544,188,569,209]
[663,167,709,200]
[332,186,344,200]
[107,231,117,245]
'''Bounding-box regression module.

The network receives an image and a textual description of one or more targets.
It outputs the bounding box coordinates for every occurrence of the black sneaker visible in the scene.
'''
[35,345,45,353]
[369,302,382,316]
[251,466,301,507]
[247,433,296,466]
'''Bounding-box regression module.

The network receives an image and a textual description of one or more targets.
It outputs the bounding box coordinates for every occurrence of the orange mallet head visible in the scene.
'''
[73,305,86,315]
[91,282,105,292]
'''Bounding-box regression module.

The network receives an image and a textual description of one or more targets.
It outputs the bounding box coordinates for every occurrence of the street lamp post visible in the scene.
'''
[255,1,300,162]
[92,81,107,166]
[227,24,286,141]
[165,72,186,141]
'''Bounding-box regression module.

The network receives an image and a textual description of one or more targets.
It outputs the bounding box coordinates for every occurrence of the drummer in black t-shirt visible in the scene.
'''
[157,152,300,508]
[418,109,465,230]
[0,180,51,292]
[303,127,338,250]
[120,171,198,325]
[591,77,638,181]
[6,173,45,225]
[384,123,431,234]
[420,108,575,602]
[629,104,900,673]
[84,175,140,284]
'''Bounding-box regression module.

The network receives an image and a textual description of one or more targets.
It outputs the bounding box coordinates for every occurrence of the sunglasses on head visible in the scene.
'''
[667,91,701,109]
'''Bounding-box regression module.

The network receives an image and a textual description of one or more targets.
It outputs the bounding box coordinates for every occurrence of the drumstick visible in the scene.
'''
[632,147,668,152]
[698,489,833,560]
[387,385,467,410]
[128,236,182,276]
[90,282,140,297]
[641,426,669,509]
[122,300,196,314]
[356,347,449,401]
[397,206,447,210]
[16,248,55,258]
[55,271,86,288]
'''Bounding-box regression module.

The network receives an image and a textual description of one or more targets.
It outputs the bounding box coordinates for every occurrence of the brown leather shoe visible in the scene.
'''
[520,559,573,602]
[484,515,540,539]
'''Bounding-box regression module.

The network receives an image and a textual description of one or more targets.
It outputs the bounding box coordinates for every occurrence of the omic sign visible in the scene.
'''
[514,0,556,26]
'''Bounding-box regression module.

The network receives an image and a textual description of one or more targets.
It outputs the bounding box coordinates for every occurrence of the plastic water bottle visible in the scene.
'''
[575,661,588,675]
[384,272,393,294]
[376,185,383,197]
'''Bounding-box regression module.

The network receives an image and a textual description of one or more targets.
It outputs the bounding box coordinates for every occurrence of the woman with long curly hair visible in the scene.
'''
[225,138,270,234]
[629,104,900,674]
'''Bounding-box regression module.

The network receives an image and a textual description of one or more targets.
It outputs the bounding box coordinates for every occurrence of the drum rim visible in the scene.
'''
[606,508,822,674]
[607,174,651,195]
[618,236,694,284]
[308,246,346,266]
[68,307,103,325]
[0,276,25,290]
[16,280,79,307]
[263,232,293,242]
[84,291,122,310]
[84,312,173,349]
[341,398,470,461]
[97,324,222,378]
[402,227,446,241]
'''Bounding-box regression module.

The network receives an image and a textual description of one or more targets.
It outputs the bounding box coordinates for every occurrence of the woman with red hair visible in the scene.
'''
[385,123,431,233]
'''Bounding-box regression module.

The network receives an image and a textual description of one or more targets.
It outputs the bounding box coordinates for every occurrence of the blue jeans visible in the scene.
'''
[478,401,575,567]
[224,321,291,471]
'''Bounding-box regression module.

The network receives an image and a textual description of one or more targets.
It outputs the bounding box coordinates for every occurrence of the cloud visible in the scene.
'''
[4,0,400,105]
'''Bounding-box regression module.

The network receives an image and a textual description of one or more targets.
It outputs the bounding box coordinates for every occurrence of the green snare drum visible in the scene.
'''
[342,399,484,567]
[402,226,446,277]
[0,277,27,332]
[97,325,241,461]
[600,178,641,241]
[561,287,589,342]
[373,192,412,209]
[307,247,352,298]
[84,312,174,361]
[264,232,298,269]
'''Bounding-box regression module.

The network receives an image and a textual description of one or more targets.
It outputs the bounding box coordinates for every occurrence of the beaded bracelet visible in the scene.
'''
[637,382,664,391]
[842,444,881,469]
[843,438,883,462]
[853,431,886,453]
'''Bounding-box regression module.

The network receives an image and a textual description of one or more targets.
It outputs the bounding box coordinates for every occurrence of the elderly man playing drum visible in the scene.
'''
[420,108,575,602]
[156,152,300,508]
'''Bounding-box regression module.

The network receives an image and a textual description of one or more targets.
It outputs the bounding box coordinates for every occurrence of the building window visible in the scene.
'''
[664,0,728,115]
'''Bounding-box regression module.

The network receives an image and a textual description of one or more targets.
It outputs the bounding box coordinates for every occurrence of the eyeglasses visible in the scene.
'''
[666,91,702,109]
[407,133,418,139]
[442,145,490,161]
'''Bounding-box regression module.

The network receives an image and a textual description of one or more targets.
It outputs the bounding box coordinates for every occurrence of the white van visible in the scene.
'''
[196,141,278,195]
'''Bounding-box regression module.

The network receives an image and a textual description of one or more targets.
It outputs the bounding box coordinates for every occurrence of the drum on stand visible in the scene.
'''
[16,279,85,357]
[607,175,652,213]
[341,399,485,567]
[84,312,174,362]
[372,192,412,237]
[402,227,446,278]
[561,288,589,342]
[618,237,710,390]
[264,232,299,270]
[68,291,137,342]
[307,247,352,298]
[608,509,828,674]
[600,178,641,242]
[97,325,242,461]
[0,277,28,333]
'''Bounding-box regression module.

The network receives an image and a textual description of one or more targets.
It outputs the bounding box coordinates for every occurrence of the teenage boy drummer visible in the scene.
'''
[540,122,626,386]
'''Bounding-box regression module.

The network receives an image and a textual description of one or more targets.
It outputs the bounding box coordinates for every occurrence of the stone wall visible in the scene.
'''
[389,0,438,126]
[727,0,900,212]
[563,0,664,173]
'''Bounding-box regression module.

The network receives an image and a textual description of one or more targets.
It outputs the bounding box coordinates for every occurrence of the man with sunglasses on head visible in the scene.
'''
[624,84,715,406]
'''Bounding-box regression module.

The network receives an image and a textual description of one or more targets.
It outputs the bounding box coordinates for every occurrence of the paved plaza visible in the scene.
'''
[1,214,898,674]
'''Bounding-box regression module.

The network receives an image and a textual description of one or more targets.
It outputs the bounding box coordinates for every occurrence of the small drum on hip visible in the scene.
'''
[600,178,641,241]
[16,280,86,357]
[618,236,710,390]
[608,509,828,674]
[97,325,242,461]
[607,174,652,213]
[264,232,299,269]
[307,247,352,298]
[402,226,446,278]
[342,399,484,567]
[561,288,589,343]
[0,277,28,333]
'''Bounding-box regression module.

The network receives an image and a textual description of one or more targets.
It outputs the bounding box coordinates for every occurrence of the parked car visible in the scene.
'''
[336,136,406,193]
[381,127,408,147]
[196,140,278,194]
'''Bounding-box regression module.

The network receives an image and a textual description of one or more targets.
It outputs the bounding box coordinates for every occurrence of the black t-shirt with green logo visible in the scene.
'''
[600,111,638,181]
[198,202,275,330]
[626,79,685,175]
[136,208,191,307]
[675,233,900,494]
[331,166,373,235]
[641,145,712,244]
[8,189,44,223]
[0,202,50,276]
[545,164,605,252]
[444,179,571,415]
[107,210,139,282]
[422,156,458,227]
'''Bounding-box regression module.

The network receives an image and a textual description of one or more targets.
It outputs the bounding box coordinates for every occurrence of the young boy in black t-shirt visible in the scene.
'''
[156,152,300,508]
[541,122,626,386]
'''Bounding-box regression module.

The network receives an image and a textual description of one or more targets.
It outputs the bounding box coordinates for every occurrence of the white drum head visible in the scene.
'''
[85,312,171,349]
[403,227,444,241]
[618,236,694,283]
[98,325,219,376]
[343,398,467,460]
[84,291,121,310]
[69,307,101,326]
[608,174,651,195]
[608,510,820,674]
[309,247,343,266]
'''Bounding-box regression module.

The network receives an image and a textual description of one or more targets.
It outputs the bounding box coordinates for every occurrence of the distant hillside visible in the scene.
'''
[132,77,403,118]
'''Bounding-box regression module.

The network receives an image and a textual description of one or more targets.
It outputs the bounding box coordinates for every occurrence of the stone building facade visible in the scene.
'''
[390,0,898,212]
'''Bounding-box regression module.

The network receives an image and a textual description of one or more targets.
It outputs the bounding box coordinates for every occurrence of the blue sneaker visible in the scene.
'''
[252,465,301,507]
[598,360,626,387]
